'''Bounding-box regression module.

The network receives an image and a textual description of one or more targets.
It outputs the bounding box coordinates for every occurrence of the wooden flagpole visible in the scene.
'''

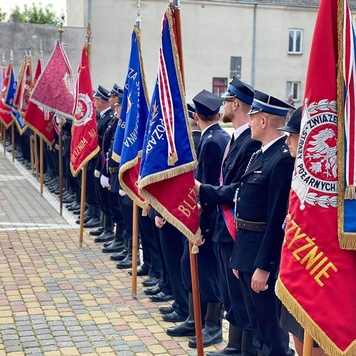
[40,138,44,195]
[10,51,15,162]
[171,1,203,355]
[303,332,313,356]
[58,16,65,216]
[78,23,92,247]
[38,45,44,194]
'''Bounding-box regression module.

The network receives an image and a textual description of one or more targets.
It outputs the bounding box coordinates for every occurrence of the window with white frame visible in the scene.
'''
[288,29,303,54]
[286,81,301,102]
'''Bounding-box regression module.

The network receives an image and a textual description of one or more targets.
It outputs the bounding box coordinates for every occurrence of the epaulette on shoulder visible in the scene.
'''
[280,145,291,156]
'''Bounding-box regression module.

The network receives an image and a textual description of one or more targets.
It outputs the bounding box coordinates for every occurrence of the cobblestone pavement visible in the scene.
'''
[0,147,230,356]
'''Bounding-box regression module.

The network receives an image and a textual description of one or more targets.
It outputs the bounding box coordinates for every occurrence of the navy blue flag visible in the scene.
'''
[113,27,150,208]
[138,7,200,249]
[0,63,16,128]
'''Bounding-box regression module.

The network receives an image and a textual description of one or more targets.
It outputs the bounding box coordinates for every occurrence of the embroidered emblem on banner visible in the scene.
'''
[292,100,338,210]
[74,93,93,127]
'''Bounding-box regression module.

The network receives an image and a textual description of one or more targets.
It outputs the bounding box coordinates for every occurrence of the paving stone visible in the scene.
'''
[0,150,298,355]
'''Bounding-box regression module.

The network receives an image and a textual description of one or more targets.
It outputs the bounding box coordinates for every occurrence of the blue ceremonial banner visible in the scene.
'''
[12,106,27,135]
[138,7,200,247]
[116,27,150,208]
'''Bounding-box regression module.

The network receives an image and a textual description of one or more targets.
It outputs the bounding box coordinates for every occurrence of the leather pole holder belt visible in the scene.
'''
[236,218,266,232]
[108,167,120,174]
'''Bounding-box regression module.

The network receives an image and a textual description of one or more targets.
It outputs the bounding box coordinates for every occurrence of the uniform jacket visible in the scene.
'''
[87,108,114,171]
[196,122,230,241]
[199,128,261,242]
[94,108,116,172]
[229,136,294,273]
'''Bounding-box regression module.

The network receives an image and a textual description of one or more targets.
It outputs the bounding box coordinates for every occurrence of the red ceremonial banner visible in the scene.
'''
[277,1,356,355]
[24,57,54,146]
[70,48,99,176]
[30,41,74,118]
[14,56,32,116]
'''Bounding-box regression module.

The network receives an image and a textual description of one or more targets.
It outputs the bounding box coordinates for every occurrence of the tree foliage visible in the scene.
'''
[0,8,6,22]
[9,3,60,25]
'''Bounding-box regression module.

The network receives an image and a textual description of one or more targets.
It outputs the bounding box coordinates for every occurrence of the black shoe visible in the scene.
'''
[94,231,115,243]
[84,218,101,228]
[66,200,77,209]
[188,330,223,349]
[72,208,81,215]
[102,239,125,253]
[162,311,187,323]
[116,255,140,270]
[75,214,92,224]
[166,321,196,337]
[128,268,149,277]
[149,292,174,303]
[110,249,128,261]
[67,202,80,211]
[63,196,75,204]
[89,227,104,236]
[142,277,160,287]
[159,306,174,314]
[144,286,161,296]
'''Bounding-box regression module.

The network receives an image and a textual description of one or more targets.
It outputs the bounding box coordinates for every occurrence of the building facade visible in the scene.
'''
[66,0,352,104]
[2,1,356,106]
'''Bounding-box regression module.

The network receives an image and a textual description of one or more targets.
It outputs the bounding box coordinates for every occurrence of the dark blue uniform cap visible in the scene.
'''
[115,92,124,106]
[110,83,124,97]
[248,90,295,117]
[221,77,254,105]
[277,106,302,133]
[193,89,222,116]
[187,102,195,119]
[93,85,110,101]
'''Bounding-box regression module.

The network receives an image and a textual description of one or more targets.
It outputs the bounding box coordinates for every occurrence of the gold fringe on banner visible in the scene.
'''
[276,279,356,356]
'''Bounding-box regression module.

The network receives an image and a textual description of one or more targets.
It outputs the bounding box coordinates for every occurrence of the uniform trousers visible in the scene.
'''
[181,238,223,303]
[217,241,251,330]
[138,212,162,280]
[238,271,293,356]
[159,222,188,316]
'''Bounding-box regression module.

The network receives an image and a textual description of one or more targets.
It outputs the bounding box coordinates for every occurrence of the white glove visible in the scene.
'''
[94,169,100,178]
[55,115,66,125]
[119,189,127,196]
[100,175,110,188]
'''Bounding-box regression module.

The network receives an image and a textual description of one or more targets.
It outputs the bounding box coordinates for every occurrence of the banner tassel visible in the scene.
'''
[191,243,199,254]
[345,185,356,200]
[168,152,178,166]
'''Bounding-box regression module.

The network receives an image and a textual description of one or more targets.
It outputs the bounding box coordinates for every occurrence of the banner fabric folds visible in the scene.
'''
[24,57,54,146]
[0,62,16,128]
[113,27,150,209]
[70,48,99,177]
[30,41,75,119]
[138,7,200,250]
[12,55,32,135]
[277,1,356,355]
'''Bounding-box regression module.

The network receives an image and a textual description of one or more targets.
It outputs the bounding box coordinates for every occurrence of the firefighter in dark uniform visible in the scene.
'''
[168,90,230,348]
[92,85,119,243]
[229,90,295,356]
[100,87,126,254]
[197,77,260,355]
[86,85,114,234]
